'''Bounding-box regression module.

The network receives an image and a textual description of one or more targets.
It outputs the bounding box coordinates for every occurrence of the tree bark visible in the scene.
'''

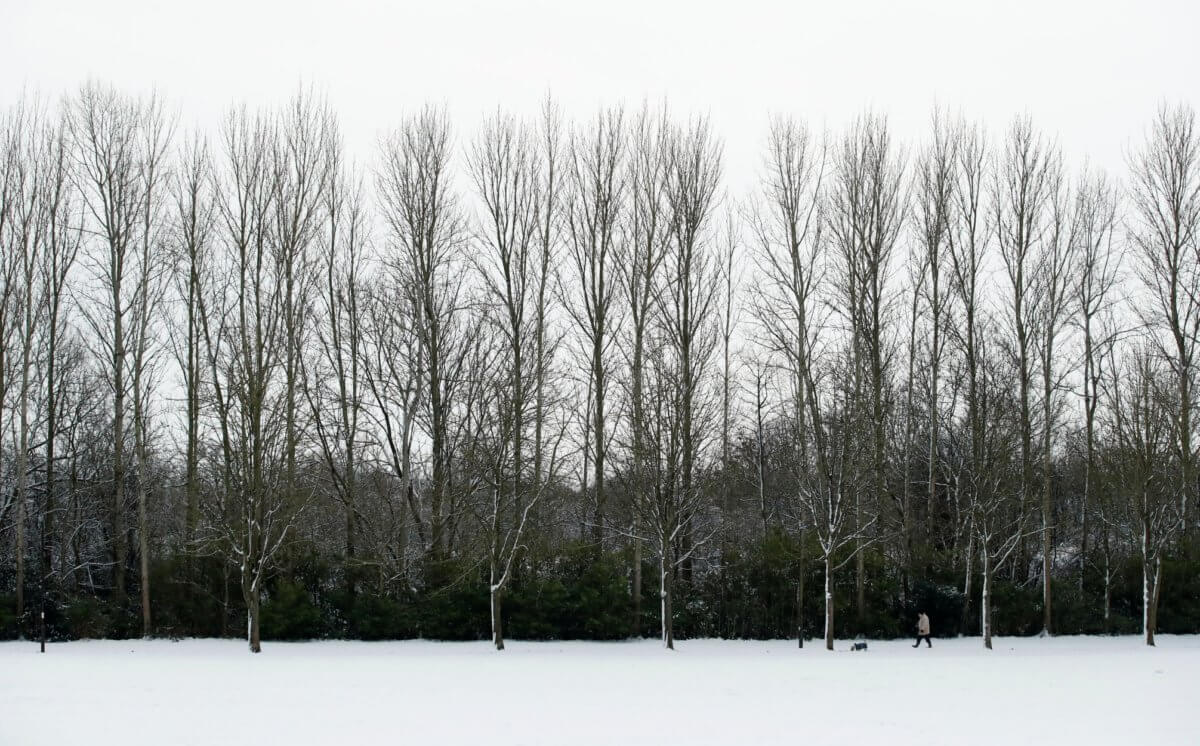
[660,550,673,650]
[797,529,806,648]
[248,585,261,654]
[824,554,834,651]
[491,583,504,651]
[982,547,992,650]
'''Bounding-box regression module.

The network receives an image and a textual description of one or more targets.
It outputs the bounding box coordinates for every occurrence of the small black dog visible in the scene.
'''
[851,641,868,651]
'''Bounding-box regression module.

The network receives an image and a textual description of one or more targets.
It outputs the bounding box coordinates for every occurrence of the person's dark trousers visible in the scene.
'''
[912,635,931,647]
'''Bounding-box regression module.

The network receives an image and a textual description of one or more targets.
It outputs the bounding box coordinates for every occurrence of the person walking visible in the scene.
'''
[913,611,932,648]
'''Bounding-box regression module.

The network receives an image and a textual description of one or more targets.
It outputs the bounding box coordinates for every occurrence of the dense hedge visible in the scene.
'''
[4,535,1196,643]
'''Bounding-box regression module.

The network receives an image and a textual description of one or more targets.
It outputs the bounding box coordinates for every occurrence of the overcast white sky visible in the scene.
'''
[2,0,1198,191]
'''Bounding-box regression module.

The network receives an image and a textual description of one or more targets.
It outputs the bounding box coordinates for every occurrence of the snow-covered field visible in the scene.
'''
[1,635,1195,745]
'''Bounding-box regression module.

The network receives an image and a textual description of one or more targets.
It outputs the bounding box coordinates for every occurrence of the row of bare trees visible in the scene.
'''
[1,84,1197,652]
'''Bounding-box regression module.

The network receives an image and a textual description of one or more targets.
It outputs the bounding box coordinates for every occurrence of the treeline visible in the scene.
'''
[0,84,1198,652]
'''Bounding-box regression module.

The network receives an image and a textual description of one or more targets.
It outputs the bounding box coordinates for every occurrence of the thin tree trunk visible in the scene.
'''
[186,269,200,550]
[137,467,150,636]
[248,584,261,654]
[982,547,992,649]
[1041,358,1054,635]
[15,454,25,636]
[1142,549,1161,647]
[824,554,834,651]
[960,532,973,637]
[1142,532,1154,647]
[660,550,673,650]
[631,336,645,638]
[855,498,865,627]
[113,313,127,604]
[928,315,940,543]
[43,347,57,603]
[221,564,230,638]
[491,581,504,651]
[632,516,642,637]
[902,292,919,580]
[797,529,806,648]
[1102,529,1112,632]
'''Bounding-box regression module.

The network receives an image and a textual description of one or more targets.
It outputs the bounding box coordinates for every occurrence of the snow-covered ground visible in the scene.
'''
[1,635,1195,745]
